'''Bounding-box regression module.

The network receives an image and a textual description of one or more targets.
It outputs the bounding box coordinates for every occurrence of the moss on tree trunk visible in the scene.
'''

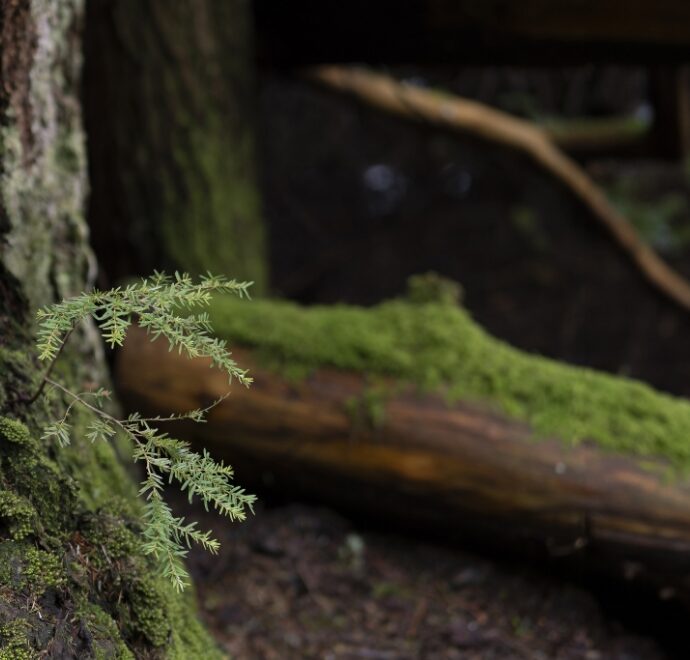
[0,1,220,657]
[83,0,268,293]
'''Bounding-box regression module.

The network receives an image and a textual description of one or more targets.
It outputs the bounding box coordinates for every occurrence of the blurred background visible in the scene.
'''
[81,2,690,657]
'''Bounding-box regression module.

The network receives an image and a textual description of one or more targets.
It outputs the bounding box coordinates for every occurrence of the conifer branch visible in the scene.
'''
[32,272,256,590]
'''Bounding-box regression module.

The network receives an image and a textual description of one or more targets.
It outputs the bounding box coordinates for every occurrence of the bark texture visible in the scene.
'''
[83,0,267,292]
[0,1,219,657]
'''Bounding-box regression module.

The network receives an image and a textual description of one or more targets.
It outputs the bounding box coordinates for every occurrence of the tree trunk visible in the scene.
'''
[83,0,268,292]
[0,1,220,656]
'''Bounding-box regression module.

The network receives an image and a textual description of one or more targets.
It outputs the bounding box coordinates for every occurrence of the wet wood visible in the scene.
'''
[117,325,690,591]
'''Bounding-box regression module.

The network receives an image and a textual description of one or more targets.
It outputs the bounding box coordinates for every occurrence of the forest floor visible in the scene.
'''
[174,494,670,660]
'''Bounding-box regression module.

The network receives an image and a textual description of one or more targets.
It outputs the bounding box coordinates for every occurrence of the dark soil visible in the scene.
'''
[176,493,670,660]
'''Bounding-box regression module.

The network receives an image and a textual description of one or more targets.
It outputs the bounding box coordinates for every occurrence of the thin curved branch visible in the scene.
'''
[306,65,690,313]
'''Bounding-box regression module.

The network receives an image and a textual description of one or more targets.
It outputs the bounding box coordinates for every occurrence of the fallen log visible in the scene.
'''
[116,295,690,593]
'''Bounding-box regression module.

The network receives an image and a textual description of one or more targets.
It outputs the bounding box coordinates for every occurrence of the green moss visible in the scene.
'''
[0,412,221,658]
[117,571,217,657]
[0,350,37,411]
[58,408,139,515]
[89,0,268,295]
[0,492,36,541]
[0,619,31,660]
[406,272,463,306]
[208,293,690,471]
[80,512,139,566]
[163,121,267,294]
[0,417,76,540]
[165,594,221,660]
[0,542,64,594]
[69,512,219,658]
[0,418,31,446]
[74,604,133,660]
[121,573,170,647]
[16,546,64,593]
[345,380,395,431]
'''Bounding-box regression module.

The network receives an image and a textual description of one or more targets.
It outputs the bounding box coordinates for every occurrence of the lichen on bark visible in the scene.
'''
[0,1,220,657]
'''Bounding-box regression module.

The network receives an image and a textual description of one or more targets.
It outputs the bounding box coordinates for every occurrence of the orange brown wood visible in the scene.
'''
[116,326,690,591]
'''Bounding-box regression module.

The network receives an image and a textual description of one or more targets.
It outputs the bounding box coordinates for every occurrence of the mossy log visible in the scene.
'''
[117,296,690,593]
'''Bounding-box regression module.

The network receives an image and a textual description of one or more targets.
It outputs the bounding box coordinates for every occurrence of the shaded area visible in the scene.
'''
[176,494,670,659]
[259,73,690,397]
[254,0,690,66]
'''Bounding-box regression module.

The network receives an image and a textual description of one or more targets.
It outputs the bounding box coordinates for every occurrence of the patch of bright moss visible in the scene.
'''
[0,619,31,660]
[208,294,690,471]
[117,570,216,658]
[0,419,31,446]
[0,492,36,541]
[0,542,64,594]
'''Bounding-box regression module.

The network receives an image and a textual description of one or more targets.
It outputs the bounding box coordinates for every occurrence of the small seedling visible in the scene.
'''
[30,271,256,591]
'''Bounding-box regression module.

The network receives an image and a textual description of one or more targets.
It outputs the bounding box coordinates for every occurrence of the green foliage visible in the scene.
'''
[32,272,256,591]
[36,271,252,386]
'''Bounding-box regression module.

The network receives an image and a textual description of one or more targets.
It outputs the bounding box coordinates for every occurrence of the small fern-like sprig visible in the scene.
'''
[31,272,256,591]
[35,271,252,387]
[140,491,221,592]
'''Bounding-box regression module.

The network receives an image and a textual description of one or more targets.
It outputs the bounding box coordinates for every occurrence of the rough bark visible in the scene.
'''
[0,1,220,657]
[83,0,267,292]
